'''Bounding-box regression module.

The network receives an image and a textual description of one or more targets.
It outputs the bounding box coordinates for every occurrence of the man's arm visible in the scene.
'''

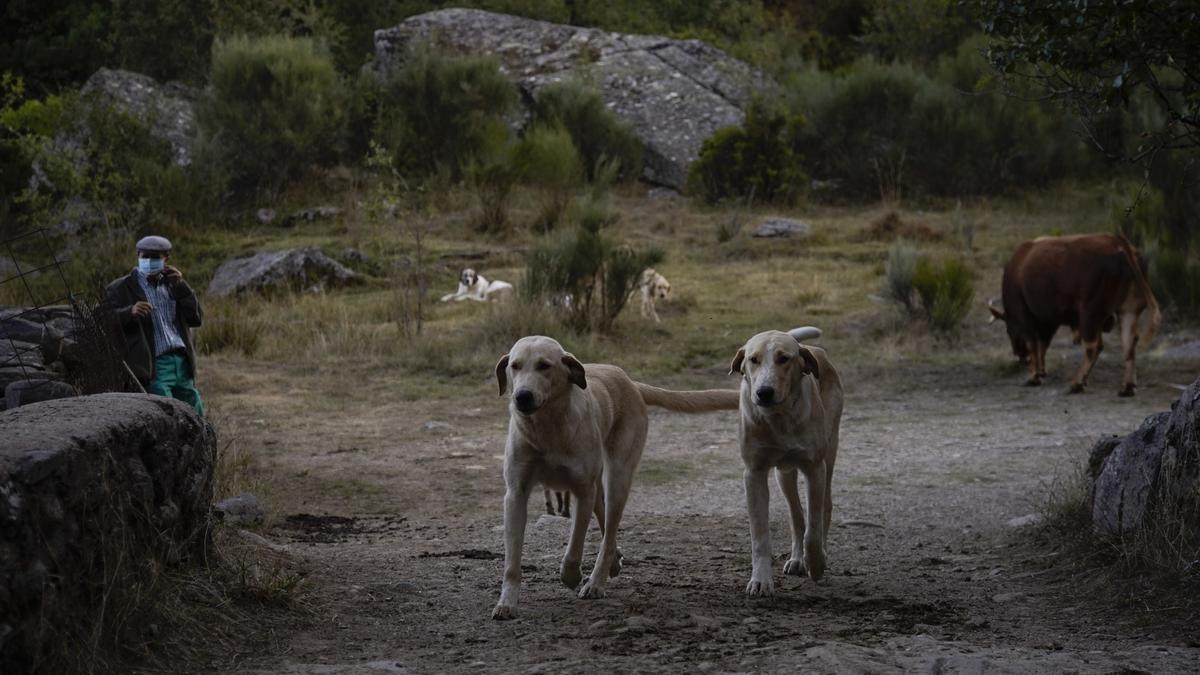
[164,266,202,327]
[101,279,140,327]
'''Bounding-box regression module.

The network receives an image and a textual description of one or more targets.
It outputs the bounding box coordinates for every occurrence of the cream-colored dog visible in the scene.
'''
[729,326,843,598]
[639,268,672,322]
[492,335,738,619]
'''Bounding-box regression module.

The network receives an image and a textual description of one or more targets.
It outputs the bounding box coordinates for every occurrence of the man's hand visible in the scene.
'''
[131,301,152,318]
[162,265,183,286]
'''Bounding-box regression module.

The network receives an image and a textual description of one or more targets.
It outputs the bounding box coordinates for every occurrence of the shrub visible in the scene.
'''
[911,256,974,333]
[687,100,808,205]
[883,239,918,311]
[1144,242,1200,319]
[199,35,345,196]
[370,47,517,182]
[469,154,516,234]
[530,81,641,181]
[512,124,584,231]
[524,200,663,332]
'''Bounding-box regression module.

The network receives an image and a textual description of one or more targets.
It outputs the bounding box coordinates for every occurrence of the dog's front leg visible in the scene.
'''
[560,482,595,590]
[801,459,828,582]
[776,468,807,576]
[493,484,530,620]
[744,466,775,598]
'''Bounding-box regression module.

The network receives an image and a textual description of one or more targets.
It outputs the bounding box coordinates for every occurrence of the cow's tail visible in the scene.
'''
[635,382,740,413]
[1119,234,1163,345]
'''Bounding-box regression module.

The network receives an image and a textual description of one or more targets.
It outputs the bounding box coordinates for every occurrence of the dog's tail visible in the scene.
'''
[635,382,740,413]
[788,326,822,342]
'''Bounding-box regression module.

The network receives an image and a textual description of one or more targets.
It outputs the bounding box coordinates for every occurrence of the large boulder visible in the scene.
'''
[1090,378,1200,536]
[79,68,199,167]
[206,247,359,298]
[372,9,764,189]
[0,394,215,670]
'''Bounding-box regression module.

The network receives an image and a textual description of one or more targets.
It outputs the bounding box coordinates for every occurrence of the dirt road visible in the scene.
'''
[222,353,1200,673]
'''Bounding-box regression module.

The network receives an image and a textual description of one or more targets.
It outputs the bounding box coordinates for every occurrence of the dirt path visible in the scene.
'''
[221,355,1200,673]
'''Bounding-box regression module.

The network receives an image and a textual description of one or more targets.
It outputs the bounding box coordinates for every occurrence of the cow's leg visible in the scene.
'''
[1118,311,1139,397]
[1023,338,1042,386]
[1069,331,1102,394]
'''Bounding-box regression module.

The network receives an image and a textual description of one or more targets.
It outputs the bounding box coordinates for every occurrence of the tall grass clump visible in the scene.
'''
[199,35,345,197]
[512,124,584,231]
[687,100,807,205]
[370,47,517,182]
[530,80,642,181]
[1111,184,1200,319]
[883,239,918,311]
[911,256,974,334]
[524,199,663,332]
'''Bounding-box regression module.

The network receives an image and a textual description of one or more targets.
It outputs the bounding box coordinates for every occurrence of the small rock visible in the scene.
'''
[752,217,810,238]
[283,206,341,226]
[912,623,944,638]
[255,208,277,225]
[965,616,990,629]
[215,493,266,526]
[342,247,370,265]
[423,421,451,431]
[1005,513,1043,528]
[589,619,609,631]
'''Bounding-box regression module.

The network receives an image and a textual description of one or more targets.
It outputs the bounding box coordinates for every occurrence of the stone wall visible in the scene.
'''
[0,394,215,670]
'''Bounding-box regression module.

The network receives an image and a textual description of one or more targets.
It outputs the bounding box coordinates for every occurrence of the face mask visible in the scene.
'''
[139,257,165,275]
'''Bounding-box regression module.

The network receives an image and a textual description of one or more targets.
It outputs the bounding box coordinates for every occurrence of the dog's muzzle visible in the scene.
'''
[514,389,538,414]
[754,385,778,407]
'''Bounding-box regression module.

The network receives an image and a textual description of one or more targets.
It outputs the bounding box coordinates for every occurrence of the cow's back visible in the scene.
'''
[1003,234,1137,331]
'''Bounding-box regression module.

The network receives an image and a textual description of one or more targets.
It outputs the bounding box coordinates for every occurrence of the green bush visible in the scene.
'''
[687,100,808,205]
[530,81,641,181]
[199,35,345,196]
[512,124,583,231]
[883,239,918,310]
[524,200,663,332]
[911,256,974,333]
[370,47,517,182]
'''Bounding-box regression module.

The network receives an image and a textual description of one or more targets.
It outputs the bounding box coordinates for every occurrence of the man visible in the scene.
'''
[103,235,204,414]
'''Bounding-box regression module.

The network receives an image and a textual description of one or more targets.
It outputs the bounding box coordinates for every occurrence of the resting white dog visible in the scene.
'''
[440,268,514,303]
[639,268,672,322]
[729,326,843,598]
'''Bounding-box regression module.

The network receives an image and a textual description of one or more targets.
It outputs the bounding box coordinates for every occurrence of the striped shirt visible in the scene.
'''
[135,270,187,356]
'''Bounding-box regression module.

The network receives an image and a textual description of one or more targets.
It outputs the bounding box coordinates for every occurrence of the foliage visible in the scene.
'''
[1144,243,1200,319]
[883,239,918,311]
[469,153,516,234]
[524,199,663,332]
[687,100,808,205]
[859,0,973,66]
[789,51,1095,199]
[530,80,642,182]
[370,47,516,182]
[511,124,584,231]
[199,35,345,197]
[911,256,974,333]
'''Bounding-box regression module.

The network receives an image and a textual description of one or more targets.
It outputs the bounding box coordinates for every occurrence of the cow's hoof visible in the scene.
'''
[1023,378,1041,387]
[1068,383,1085,394]
[1118,385,1136,397]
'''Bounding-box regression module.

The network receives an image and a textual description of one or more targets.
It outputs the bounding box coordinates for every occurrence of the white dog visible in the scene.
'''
[729,326,843,598]
[492,335,738,619]
[639,268,672,322]
[440,268,514,303]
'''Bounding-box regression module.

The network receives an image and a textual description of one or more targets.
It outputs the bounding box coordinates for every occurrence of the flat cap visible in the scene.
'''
[135,235,172,253]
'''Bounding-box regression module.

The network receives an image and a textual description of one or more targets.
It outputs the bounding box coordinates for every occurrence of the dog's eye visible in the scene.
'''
[749,356,760,365]
[776,354,790,365]
[535,361,550,371]
[511,362,522,371]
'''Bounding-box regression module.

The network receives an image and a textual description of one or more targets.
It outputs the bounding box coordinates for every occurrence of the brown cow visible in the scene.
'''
[988,233,1161,396]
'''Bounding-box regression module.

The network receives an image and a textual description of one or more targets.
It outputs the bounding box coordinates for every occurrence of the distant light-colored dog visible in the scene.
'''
[639,268,672,322]
[440,268,514,303]
[492,335,738,619]
[729,326,843,598]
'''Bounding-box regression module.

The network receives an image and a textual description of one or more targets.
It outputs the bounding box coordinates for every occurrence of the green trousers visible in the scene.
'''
[150,352,205,416]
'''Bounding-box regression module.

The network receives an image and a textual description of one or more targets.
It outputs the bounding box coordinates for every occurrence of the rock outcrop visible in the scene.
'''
[1090,378,1200,536]
[372,9,763,189]
[79,68,199,167]
[0,394,215,670]
[206,248,359,298]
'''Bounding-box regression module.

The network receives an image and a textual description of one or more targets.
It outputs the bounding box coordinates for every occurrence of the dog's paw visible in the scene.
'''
[491,603,518,620]
[560,561,583,589]
[745,573,775,598]
[783,558,806,576]
[608,550,623,578]
[578,580,607,599]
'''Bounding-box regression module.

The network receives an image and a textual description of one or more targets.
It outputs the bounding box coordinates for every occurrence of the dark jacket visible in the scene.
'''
[101,269,202,385]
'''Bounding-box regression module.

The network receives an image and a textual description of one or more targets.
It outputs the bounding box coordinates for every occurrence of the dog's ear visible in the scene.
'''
[729,347,746,376]
[797,347,820,380]
[495,354,510,396]
[562,353,587,389]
